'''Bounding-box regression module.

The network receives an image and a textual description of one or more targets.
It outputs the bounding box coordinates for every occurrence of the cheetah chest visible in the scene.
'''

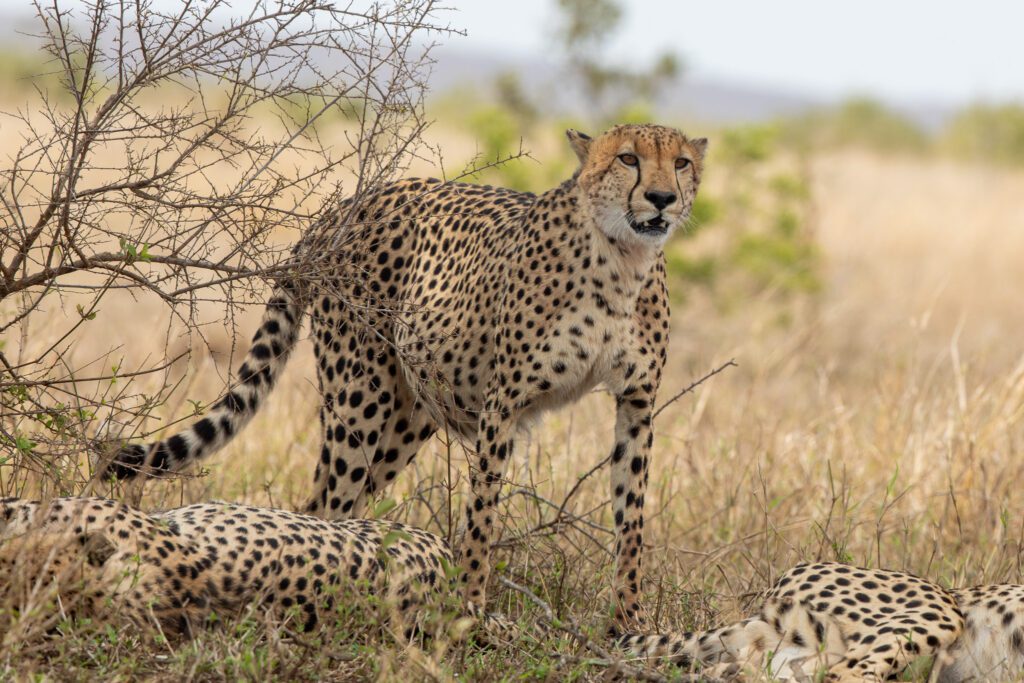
[523,311,635,416]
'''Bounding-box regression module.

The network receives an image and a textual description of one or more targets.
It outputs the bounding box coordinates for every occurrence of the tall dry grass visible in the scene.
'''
[3,111,1024,679]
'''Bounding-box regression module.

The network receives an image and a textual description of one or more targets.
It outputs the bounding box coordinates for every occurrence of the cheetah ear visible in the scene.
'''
[690,137,708,159]
[565,129,592,164]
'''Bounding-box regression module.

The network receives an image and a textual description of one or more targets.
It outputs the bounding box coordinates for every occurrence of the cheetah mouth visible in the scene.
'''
[629,216,669,236]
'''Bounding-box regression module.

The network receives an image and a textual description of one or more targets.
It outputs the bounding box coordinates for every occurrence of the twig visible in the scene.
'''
[495,363,738,555]
[653,360,738,420]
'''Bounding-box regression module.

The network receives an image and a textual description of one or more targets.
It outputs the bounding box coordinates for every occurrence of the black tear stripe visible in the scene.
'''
[673,138,684,209]
[675,158,695,218]
[627,160,643,225]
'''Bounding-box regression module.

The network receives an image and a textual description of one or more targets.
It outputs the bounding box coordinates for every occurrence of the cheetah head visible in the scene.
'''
[567,124,707,247]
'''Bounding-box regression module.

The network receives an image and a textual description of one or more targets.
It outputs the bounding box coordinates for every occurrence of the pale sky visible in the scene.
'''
[5,1,1021,106]
[446,1,1024,106]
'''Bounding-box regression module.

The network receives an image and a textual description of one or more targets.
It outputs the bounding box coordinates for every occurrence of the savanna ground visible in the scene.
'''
[4,100,1024,680]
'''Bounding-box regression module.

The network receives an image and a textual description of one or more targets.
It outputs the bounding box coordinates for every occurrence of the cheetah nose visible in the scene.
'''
[643,190,676,211]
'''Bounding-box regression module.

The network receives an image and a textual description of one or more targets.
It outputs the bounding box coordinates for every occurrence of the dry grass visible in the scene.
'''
[3,114,1024,680]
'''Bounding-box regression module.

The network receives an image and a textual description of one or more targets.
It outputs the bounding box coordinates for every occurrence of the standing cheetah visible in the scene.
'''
[619,562,1024,682]
[106,124,708,622]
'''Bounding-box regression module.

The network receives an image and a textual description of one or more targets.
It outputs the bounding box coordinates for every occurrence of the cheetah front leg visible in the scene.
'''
[608,375,658,627]
[459,381,517,615]
[609,266,670,627]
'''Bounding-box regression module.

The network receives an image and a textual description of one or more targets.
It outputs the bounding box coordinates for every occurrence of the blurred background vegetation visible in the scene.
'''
[413,0,1024,319]
[3,0,1019,331]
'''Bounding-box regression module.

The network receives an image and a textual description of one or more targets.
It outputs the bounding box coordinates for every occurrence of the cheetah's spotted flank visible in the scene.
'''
[0,496,453,635]
[619,561,1024,681]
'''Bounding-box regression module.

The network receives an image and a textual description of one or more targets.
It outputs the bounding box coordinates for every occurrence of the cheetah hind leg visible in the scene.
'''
[358,379,437,508]
[306,344,403,519]
[306,363,441,520]
[824,625,957,682]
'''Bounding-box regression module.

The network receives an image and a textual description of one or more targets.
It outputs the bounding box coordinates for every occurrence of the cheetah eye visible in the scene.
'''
[618,153,638,167]
[675,158,691,170]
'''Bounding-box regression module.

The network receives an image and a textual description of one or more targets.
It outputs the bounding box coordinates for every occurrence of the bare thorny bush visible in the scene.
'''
[0,0,456,496]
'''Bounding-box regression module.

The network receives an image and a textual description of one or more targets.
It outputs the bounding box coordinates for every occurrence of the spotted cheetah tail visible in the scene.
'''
[614,619,757,672]
[103,282,305,480]
[615,630,701,669]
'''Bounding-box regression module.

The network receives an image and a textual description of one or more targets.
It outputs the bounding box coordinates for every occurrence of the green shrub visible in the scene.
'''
[455,99,574,193]
[464,104,536,192]
[942,104,1024,166]
[782,97,929,153]
[665,123,821,305]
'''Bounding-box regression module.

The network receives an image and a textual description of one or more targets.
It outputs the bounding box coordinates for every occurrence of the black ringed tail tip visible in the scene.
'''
[103,444,148,480]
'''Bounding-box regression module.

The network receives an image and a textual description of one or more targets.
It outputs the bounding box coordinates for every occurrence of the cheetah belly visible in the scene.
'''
[519,315,630,422]
[393,301,626,439]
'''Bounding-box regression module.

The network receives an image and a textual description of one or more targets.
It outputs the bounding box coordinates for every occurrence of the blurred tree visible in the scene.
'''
[553,0,680,118]
[943,104,1024,166]
[494,71,539,128]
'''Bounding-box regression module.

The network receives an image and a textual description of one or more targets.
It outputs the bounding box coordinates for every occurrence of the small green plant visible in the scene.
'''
[465,104,536,192]
[901,654,935,681]
[372,497,398,518]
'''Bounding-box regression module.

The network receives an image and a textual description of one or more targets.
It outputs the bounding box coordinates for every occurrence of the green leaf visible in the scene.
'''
[372,498,397,518]
[380,529,412,549]
[900,654,934,680]
[14,435,36,455]
[119,237,137,260]
[75,303,97,320]
[440,556,463,580]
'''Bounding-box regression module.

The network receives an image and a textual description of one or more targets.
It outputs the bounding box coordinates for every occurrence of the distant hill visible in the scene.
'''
[430,47,952,132]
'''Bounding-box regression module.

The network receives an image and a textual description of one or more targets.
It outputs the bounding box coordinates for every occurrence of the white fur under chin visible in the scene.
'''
[594,204,677,248]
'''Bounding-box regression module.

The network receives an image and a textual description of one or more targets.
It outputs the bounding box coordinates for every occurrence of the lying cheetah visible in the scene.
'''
[0,497,454,635]
[106,124,708,622]
[619,562,1024,682]
[5,499,1024,680]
